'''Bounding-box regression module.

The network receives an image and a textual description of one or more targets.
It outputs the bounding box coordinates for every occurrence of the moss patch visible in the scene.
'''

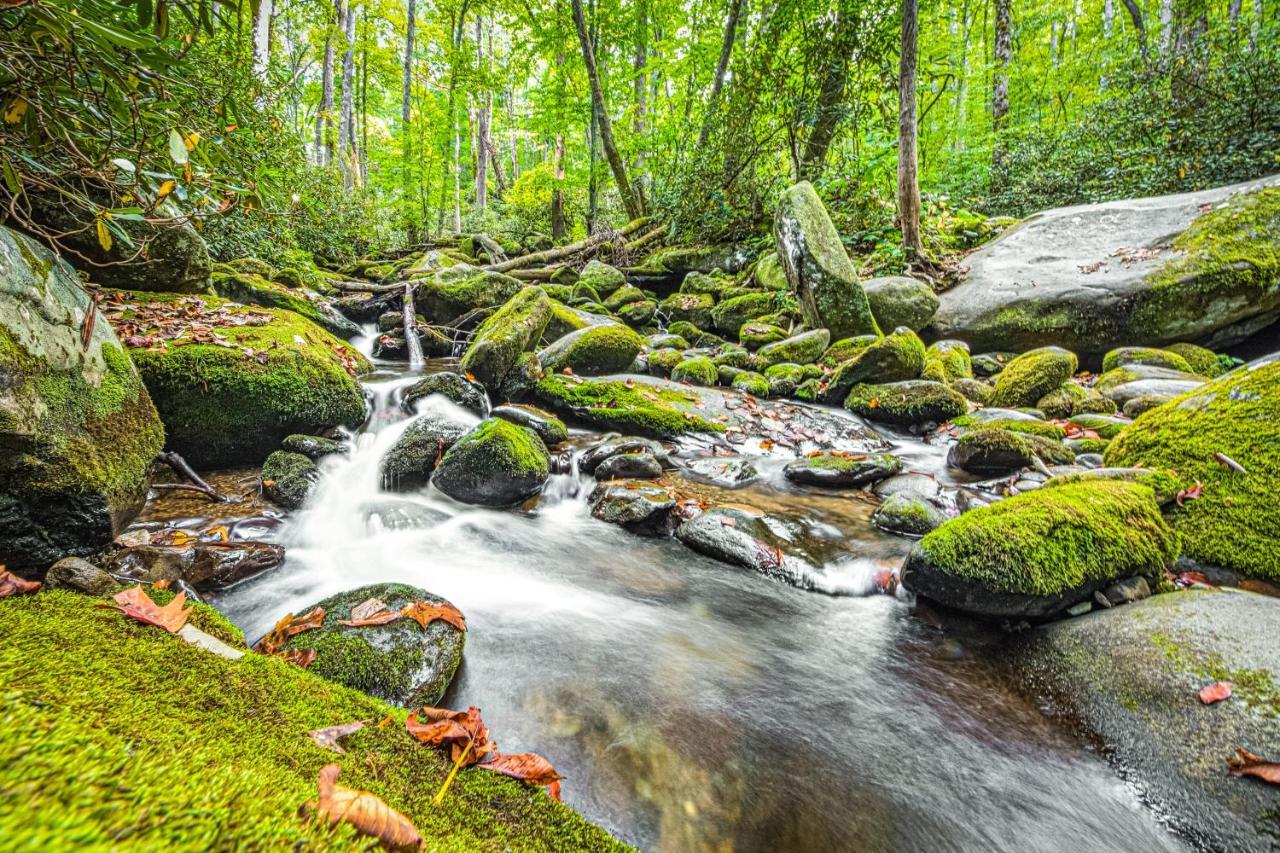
[1101,346,1193,374]
[671,356,718,387]
[535,375,724,437]
[0,589,623,850]
[989,347,1078,408]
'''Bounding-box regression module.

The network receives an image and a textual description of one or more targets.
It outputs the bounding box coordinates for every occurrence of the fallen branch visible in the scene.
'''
[1214,452,1247,474]
[625,225,665,252]
[155,451,226,502]
[484,217,650,273]
[510,267,566,281]
[332,280,404,294]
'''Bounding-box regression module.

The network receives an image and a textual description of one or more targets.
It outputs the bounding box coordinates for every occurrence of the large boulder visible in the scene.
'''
[821,327,926,402]
[535,376,724,438]
[754,328,830,368]
[412,264,524,325]
[280,582,465,707]
[1104,355,1280,581]
[114,293,369,468]
[901,481,1179,619]
[538,324,643,376]
[0,227,164,571]
[431,417,550,506]
[773,182,881,340]
[844,380,968,427]
[459,286,552,392]
[862,276,939,332]
[210,270,358,339]
[380,414,470,491]
[576,260,626,296]
[931,175,1280,356]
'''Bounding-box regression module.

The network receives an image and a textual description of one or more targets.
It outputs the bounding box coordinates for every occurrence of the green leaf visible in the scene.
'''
[111,158,137,173]
[76,15,155,50]
[1,158,20,195]
[169,129,189,165]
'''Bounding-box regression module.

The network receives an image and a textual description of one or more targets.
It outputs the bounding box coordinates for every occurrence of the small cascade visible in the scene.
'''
[402,282,425,370]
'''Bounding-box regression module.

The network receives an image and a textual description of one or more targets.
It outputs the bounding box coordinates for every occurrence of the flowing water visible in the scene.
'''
[207,338,1189,853]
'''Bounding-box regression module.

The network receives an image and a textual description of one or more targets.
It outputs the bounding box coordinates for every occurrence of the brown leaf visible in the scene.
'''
[152,579,172,591]
[1199,682,1232,704]
[255,607,325,654]
[1227,749,1280,785]
[400,600,467,632]
[314,764,423,848]
[279,648,317,668]
[406,706,493,765]
[340,597,402,628]
[0,568,40,598]
[481,752,565,796]
[308,719,372,754]
[110,585,192,633]
[1175,480,1204,508]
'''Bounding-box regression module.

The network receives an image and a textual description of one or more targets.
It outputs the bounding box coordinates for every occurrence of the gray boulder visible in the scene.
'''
[863,276,939,332]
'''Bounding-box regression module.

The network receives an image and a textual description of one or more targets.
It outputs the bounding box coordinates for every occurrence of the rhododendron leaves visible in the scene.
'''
[400,600,467,632]
[313,764,423,847]
[111,585,191,633]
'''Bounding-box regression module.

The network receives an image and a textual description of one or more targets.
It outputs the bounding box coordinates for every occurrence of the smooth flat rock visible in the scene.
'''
[932,174,1280,356]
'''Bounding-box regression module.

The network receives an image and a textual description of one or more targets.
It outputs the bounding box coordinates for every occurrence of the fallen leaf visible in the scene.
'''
[340,597,401,628]
[153,579,172,590]
[1175,480,1204,508]
[481,752,564,797]
[406,706,493,765]
[279,648,317,668]
[313,763,423,848]
[110,585,192,633]
[308,719,372,754]
[1199,682,1232,704]
[255,607,326,654]
[0,568,40,598]
[1227,748,1280,785]
[400,600,466,632]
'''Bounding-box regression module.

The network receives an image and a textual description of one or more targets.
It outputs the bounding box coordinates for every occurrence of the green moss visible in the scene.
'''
[953,378,994,405]
[1101,346,1193,374]
[844,380,968,426]
[1069,413,1130,439]
[451,418,548,477]
[1042,467,1184,505]
[709,292,778,336]
[989,347,1078,408]
[149,586,245,647]
[671,356,718,386]
[1105,359,1280,580]
[952,427,1076,469]
[665,321,721,348]
[711,348,752,369]
[739,321,787,348]
[918,481,1179,596]
[820,335,878,369]
[924,340,973,380]
[1165,342,1230,378]
[1133,187,1280,340]
[794,377,823,401]
[540,324,643,375]
[1036,382,1087,419]
[823,328,926,401]
[414,265,525,324]
[731,372,770,396]
[647,347,683,376]
[1065,437,1111,455]
[658,292,715,329]
[755,329,831,368]
[950,415,1067,440]
[211,272,338,333]
[1151,630,1280,719]
[460,286,553,389]
[535,375,724,437]
[0,589,623,850]
[119,293,369,468]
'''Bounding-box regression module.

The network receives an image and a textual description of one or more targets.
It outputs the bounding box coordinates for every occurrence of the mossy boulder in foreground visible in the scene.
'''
[0,589,622,849]
[538,323,643,376]
[844,380,967,427]
[281,582,464,708]
[535,375,724,438]
[460,286,553,392]
[0,227,164,571]
[901,481,1180,619]
[773,181,881,339]
[1104,355,1280,581]
[117,292,369,468]
[431,417,550,506]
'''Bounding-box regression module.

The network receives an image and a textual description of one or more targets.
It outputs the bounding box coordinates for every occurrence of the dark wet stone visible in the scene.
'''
[872,494,948,537]
[431,418,550,507]
[783,451,900,487]
[579,435,671,475]
[44,557,120,596]
[490,404,568,446]
[380,414,470,492]
[261,451,318,509]
[681,457,760,488]
[588,480,676,536]
[675,507,816,588]
[402,371,490,417]
[101,541,284,590]
[595,451,663,481]
[281,434,346,459]
[280,582,465,708]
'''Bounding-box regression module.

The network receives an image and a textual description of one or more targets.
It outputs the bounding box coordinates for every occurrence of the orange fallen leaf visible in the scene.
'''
[255,607,326,654]
[868,397,880,409]
[463,371,477,382]
[308,719,372,754]
[110,585,192,633]
[313,763,423,848]
[1227,749,1280,785]
[481,752,564,798]
[0,568,40,598]
[339,597,401,628]
[279,648,317,668]
[1175,480,1204,508]
[406,706,493,765]
[1199,682,1232,704]
[400,600,466,632]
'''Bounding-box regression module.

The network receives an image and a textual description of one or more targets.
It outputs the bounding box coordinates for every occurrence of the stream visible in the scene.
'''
[195,333,1189,852]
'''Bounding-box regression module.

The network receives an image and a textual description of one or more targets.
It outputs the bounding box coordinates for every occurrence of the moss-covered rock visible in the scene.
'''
[844,381,968,426]
[1041,466,1183,505]
[602,284,646,312]
[971,351,1016,376]
[535,375,724,437]
[872,493,948,537]
[731,371,770,396]
[413,264,524,325]
[1165,342,1230,378]
[646,347,683,377]
[431,417,550,507]
[459,286,553,391]
[1101,346,1193,374]
[773,181,881,339]
[678,270,729,296]
[863,275,939,332]
[210,271,359,339]
[666,321,722,348]
[114,292,368,469]
[402,371,490,417]
[260,450,318,508]
[819,335,878,369]
[539,324,643,376]
[739,321,788,348]
[0,228,164,571]
[380,414,470,491]
[577,260,626,296]
[784,451,901,487]
[821,327,926,402]
[794,377,823,401]
[755,328,830,368]
[489,404,568,446]
[952,378,994,405]
[754,251,788,290]
[281,434,345,459]
[659,291,715,329]
[671,356,719,386]
[949,415,1066,440]
[617,299,656,326]
[1104,356,1280,580]
[711,347,752,369]
[989,346,1078,408]
[946,427,1075,475]
[1069,413,1131,439]
[902,481,1179,618]
[709,292,778,337]
[924,339,973,380]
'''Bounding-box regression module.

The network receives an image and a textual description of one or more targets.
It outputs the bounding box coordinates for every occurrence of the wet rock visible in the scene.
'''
[970,352,1016,376]
[588,480,676,535]
[989,346,1078,408]
[671,355,719,386]
[873,472,942,503]
[489,404,567,446]
[380,414,470,492]
[754,328,831,369]
[681,458,759,488]
[0,225,164,571]
[579,436,672,474]
[261,451,318,509]
[1101,376,1204,407]
[675,507,816,588]
[947,428,1075,475]
[1121,394,1171,418]
[431,417,550,507]
[821,327,926,402]
[495,350,543,404]
[595,451,663,481]
[901,481,1179,619]
[844,381,968,427]
[863,275,939,332]
[281,434,345,460]
[102,541,285,590]
[872,494,948,536]
[459,286,553,391]
[1006,589,1280,852]
[538,324,643,376]
[1075,452,1104,468]
[402,371,490,417]
[44,557,121,596]
[1102,575,1151,605]
[784,451,901,487]
[280,582,465,707]
[773,181,880,339]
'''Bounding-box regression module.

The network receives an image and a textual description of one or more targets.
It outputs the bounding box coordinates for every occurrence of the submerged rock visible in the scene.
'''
[280,582,465,707]
[773,181,880,339]
[431,417,550,507]
[102,541,285,590]
[589,480,676,536]
[901,481,1179,619]
[675,507,817,589]
[0,226,164,571]
[681,457,760,488]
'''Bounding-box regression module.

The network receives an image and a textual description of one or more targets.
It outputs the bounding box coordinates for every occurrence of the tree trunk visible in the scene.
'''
[474,16,489,211]
[551,133,566,240]
[697,0,746,149]
[359,8,368,187]
[402,0,417,239]
[252,0,273,79]
[571,0,644,221]
[1119,0,1148,57]
[632,0,649,210]
[339,0,357,190]
[317,5,337,167]
[992,0,1012,185]
[798,5,856,180]
[898,0,924,257]
[1103,0,1115,37]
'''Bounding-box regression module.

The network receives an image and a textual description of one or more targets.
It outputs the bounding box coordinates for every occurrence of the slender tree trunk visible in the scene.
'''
[799,5,856,180]
[402,0,417,239]
[317,5,337,167]
[954,3,970,151]
[551,133,567,240]
[253,0,273,78]
[359,8,368,187]
[1160,0,1174,55]
[473,17,489,211]
[339,0,357,190]
[1104,0,1115,37]
[697,0,746,148]
[571,0,644,221]
[992,0,1011,186]
[898,0,924,256]
[1119,0,1149,57]
[633,0,649,210]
